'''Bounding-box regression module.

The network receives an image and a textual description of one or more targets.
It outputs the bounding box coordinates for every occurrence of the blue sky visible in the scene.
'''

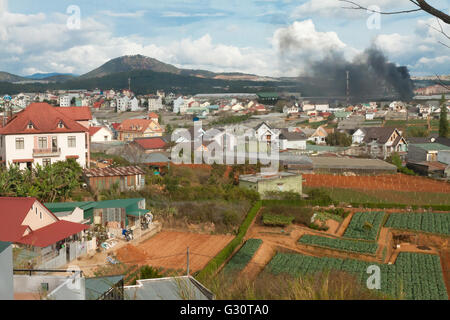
[1,0,449,77]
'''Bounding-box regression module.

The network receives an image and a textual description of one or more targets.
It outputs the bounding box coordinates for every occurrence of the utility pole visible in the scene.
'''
[346,71,350,106]
[186,247,190,276]
[128,78,131,92]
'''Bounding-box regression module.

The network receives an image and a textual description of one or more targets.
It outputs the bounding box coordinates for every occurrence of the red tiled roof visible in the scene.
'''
[148,112,158,119]
[133,137,167,150]
[55,106,93,121]
[84,166,145,178]
[0,103,88,135]
[0,197,36,243]
[89,126,103,137]
[19,220,89,248]
[111,123,121,130]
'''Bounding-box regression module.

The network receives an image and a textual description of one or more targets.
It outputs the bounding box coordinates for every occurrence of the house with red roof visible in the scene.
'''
[130,137,168,154]
[89,126,113,143]
[0,197,89,269]
[0,103,90,169]
[117,119,163,142]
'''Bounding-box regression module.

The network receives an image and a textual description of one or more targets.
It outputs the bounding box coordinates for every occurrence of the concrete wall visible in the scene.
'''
[240,175,302,197]
[438,150,450,165]
[0,242,13,300]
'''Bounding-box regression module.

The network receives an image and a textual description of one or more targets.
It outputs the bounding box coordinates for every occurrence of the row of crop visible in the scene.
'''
[265,252,448,300]
[222,239,263,274]
[384,212,450,236]
[262,214,295,227]
[344,211,386,241]
[195,201,262,282]
[298,235,378,255]
[351,202,450,211]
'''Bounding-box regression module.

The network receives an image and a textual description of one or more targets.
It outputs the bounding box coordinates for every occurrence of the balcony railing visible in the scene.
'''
[33,147,61,157]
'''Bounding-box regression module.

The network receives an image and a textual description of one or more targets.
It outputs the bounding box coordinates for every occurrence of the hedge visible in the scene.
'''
[262,214,295,227]
[196,201,262,282]
[351,202,450,211]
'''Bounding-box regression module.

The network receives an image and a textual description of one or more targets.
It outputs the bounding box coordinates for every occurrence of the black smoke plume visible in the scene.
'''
[308,48,414,101]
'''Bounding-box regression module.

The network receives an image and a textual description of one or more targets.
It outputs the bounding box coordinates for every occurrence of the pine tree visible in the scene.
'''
[439,94,448,138]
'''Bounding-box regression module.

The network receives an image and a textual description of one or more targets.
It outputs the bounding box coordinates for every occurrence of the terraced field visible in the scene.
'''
[298,235,379,255]
[385,213,450,236]
[266,252,448,300]
[344,211,386,241]
[223,239,263,274]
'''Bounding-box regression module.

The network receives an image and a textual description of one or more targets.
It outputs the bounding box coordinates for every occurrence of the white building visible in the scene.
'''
[59,95,71,107]
[128,97,140,111]
[116,96,129,113]
[148,96,163,111]
[89,126,114,143]
[0,103,89,169]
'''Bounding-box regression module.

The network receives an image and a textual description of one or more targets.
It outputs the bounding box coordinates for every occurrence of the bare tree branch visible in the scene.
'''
[339,0,450,24]
[339,0,422,15]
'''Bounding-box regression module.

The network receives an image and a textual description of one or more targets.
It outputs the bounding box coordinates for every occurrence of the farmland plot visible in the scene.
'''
[266,252,448,300]
[223,239,263,274]
[344,211,386,241]
[298,235,378,255]
[385,213,450,236]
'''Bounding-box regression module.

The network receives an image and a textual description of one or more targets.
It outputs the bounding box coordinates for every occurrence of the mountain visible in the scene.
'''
[80,54,276,82]
[80,55,182,79]
[0,72,28,83]
[25,73,78,80]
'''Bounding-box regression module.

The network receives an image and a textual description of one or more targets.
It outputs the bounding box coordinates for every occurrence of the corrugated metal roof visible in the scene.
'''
[410,143,450,151]
[86,275,124,300]
[124,276,213,300]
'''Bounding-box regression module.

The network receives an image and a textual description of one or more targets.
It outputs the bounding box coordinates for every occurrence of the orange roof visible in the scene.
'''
[0,103,88,135]
[118,119,162,133]
[89,126,103,136]
[55,106,92,121]
[148,112,158,119]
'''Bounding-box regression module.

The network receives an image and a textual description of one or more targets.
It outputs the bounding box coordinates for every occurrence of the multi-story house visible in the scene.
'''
[116,96,129,113]
[0,103,90,169]
[352,127,407,159]
[148,96,163,111]
[117,119,163,142]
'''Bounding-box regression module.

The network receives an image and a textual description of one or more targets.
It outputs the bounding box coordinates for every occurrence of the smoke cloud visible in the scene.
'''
[307,48,415,101]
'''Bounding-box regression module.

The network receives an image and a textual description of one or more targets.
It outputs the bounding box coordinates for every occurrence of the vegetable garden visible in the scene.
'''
[385,213,450,236]
[344,211,386,241]
[266,252,448,300]
[223,239,263,274]
[298,235,378,255]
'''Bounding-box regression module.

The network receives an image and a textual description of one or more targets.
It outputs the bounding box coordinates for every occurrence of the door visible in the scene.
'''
[52,137,58,152]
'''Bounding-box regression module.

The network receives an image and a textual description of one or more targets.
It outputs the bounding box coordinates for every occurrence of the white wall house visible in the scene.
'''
[0,103,89,169]
[148,97,163,111]
[60,95,71,107]
[352,128,366,144]
[128,97,140,111]
[116,96,129,113]
[90,126,114,143]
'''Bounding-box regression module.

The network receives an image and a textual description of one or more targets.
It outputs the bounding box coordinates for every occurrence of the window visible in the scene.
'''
[16,138,25,150]
[58,121,64,129]
[38,137,47,149]
[68,136,76,148]
[43,159,51,167]
[27,122,34,129]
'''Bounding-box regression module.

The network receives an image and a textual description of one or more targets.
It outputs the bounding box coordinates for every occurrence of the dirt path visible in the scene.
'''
[240,242,275,280]
[439,250,450,299]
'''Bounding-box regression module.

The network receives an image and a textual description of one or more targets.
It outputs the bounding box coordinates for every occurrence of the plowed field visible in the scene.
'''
[115,231,233,273]
[303,174,450,193]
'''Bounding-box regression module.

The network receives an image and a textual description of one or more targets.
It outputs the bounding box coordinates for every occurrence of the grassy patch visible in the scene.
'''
[298,234,378,254]
[262,214,295,227]
[343,211,386,241]
[223,239,263,274]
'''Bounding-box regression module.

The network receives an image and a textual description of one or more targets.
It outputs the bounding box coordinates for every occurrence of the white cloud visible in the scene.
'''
[271,20,359,75]
[162,12,226,18]
[100,10,146,18]
[292,0,414,19]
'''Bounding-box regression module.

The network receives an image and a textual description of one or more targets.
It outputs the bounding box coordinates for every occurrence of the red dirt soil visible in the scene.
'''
[115,231,233,273]
[303,174,450,193]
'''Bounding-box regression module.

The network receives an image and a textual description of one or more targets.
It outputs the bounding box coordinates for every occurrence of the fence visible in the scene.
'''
[38,250,67,269]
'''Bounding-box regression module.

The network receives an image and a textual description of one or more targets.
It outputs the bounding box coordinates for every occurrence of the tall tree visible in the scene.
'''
[439,94,449,138]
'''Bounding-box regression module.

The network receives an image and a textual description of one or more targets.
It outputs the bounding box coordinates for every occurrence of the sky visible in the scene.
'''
[0,0,449,77]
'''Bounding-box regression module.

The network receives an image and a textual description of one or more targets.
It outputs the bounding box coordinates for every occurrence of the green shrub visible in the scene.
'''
[262,214,295,227]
